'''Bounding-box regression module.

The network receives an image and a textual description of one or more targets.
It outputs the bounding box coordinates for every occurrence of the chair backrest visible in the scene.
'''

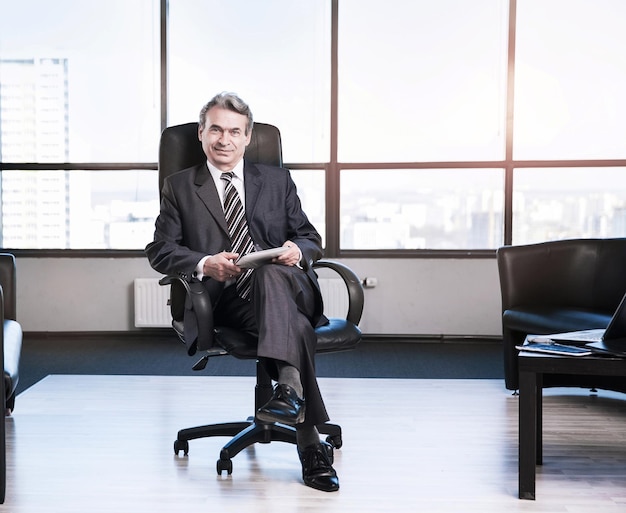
[158,122,283,195]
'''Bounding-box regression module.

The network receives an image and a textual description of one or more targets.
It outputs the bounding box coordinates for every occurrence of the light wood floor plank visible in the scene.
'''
[2,376,625,512]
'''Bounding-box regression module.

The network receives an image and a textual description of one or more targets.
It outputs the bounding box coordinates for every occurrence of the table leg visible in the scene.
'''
[536,373,542,465]
[519,368,537,500]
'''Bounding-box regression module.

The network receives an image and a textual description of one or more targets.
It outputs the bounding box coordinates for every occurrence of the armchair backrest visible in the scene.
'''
[158,122,283,196]
[497,238,626,312]
[0,254,16,321]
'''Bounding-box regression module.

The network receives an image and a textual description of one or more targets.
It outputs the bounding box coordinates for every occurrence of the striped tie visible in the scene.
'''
[221,172,255,299]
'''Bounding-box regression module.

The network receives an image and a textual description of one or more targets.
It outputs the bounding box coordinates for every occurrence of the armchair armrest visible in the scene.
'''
[0,287,4,503]
[0,254,17,321]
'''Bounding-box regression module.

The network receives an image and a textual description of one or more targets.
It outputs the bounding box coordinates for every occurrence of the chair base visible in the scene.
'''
[173,360,343,475]
[174,417,342,475]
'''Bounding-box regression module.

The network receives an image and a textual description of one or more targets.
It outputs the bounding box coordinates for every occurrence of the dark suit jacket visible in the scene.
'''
[146,160,325,345]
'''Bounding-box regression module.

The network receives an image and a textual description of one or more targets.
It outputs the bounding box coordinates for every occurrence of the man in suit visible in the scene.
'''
[146,92,339,492]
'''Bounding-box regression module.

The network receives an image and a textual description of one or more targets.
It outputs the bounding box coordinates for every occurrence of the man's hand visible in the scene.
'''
[203,251,243,281]
[275,241,301,267]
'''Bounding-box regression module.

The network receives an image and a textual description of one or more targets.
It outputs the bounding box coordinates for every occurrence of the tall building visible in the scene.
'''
[0,57,70,248]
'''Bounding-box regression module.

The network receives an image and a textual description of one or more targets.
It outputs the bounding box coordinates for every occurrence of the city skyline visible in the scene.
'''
[2,55,626,249]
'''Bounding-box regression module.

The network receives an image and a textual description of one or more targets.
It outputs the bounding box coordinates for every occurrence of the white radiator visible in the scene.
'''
[317,278,349,319]
[134,279,172,328]
[133,277,349,328]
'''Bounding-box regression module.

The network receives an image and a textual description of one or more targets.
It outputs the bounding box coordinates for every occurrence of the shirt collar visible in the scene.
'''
[206,159,245,184]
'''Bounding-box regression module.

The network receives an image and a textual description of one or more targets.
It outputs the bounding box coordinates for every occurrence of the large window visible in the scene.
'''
[513,167,626,245]
[337,0,507,250]
[341,169,503,249]
[338,0,508,163]
[0,0,160,249]
[1,0,625,252]
[510,0,626,245]
[0,1,160,162]
[167,0,331,164]
[514,0,626,160]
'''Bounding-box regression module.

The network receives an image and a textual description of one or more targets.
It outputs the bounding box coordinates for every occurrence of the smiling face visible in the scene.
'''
[198,106,252,171]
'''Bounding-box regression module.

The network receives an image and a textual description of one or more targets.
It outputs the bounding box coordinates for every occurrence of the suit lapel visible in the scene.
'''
[192,162,263,239]
[243,161,263,220]
[193,164,230,235]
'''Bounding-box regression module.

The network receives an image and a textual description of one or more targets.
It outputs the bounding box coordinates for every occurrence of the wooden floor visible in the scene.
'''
[3,375,626,512]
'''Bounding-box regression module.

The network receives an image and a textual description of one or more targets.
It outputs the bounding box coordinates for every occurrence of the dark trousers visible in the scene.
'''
[214,264,328,427]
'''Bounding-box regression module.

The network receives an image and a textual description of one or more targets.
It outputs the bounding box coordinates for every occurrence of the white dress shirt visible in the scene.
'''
[194,159,246,280]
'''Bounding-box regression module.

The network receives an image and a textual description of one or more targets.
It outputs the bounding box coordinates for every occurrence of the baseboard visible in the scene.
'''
[23,330,502,345]
[23,329,172,340]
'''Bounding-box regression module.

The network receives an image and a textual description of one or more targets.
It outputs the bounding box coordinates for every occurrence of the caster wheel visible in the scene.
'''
[326,434,342,449]
[217,458,233,475]
[174,439,189,456]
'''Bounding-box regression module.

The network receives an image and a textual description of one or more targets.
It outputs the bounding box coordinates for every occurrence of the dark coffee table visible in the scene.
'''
[518,345,626,500]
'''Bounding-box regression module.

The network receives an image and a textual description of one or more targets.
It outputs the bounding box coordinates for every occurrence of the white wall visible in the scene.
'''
[15,256,503,337]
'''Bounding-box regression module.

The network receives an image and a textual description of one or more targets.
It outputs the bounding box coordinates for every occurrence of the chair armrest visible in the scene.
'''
[159,259,364,352]
[159,276,214,353]
[313,259,364,325]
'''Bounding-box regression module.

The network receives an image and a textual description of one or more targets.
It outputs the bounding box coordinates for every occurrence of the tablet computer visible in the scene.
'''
[235,247,288,269]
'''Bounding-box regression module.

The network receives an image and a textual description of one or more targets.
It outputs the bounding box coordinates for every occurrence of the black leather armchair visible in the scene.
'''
[0,253,22,415]
[0,253,23,503]
[156,122,364,475]
[497,238,626,392]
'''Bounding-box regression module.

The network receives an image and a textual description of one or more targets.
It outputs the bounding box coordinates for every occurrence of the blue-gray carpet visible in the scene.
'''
[16,333,504,395]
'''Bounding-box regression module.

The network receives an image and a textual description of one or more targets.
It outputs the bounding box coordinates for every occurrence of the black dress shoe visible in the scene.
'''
[256,384,305,425]
[298,441,339,492]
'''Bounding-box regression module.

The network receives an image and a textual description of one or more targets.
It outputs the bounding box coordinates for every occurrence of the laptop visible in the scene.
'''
[537,292,626,356]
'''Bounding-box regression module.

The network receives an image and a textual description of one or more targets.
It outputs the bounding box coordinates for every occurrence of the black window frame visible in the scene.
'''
[2,0,626,259]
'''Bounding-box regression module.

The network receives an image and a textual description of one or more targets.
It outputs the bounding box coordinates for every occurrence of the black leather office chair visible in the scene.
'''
[0,252,23,503]
[157,122,364,475]
[497,238,626,393]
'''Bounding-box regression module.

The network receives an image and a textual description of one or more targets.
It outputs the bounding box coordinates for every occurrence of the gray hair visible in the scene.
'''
[198,92,254,135]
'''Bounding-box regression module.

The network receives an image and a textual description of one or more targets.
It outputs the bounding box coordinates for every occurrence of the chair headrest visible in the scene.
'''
[158,122,283,194]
